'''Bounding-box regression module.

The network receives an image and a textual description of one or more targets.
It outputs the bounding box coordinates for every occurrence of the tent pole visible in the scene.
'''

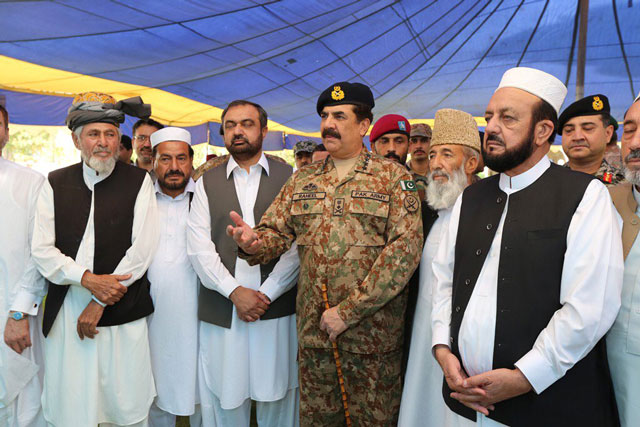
[576,0,589,100]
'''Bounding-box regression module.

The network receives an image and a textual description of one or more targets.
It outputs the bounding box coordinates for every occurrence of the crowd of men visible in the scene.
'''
[1,65,640,427]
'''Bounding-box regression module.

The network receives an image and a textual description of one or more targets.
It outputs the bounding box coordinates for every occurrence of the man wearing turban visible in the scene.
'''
[30,92,160,426]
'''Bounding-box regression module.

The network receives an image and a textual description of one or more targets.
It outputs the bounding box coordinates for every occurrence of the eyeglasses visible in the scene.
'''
[133,135,150,142]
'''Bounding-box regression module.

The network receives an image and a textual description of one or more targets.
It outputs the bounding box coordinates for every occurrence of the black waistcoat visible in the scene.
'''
[445,163,619,426]
[197,158,297,328]
[42,162,154,337]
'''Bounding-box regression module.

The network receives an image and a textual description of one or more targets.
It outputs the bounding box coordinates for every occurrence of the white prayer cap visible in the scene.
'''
[150,126,191,148]
[497,67,568,114]
[635,91,640,103]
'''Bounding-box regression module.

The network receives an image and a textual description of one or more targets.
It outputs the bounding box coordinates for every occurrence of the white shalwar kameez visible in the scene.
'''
[431,157,623,426]
[399,207,465,427]
[188,154,300,427]
[147,179,201,425]
[0,157,46,427]
[31,162,159,427]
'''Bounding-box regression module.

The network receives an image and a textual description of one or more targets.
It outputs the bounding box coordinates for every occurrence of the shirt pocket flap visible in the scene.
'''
[349,193,390,219]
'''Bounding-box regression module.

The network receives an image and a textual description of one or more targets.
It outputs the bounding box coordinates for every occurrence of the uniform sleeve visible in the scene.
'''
[112,174,159,286]
[241,175,297,266]
[336,172,423,327]
[186,178,241,298]
[514,180,624,393]
[31,180,88,286]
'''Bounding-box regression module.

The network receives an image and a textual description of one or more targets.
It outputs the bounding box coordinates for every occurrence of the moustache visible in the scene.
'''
[164,170,185,179]
[429,168,449,179]
[384,152,401,162]
[232,135,249,144]
[485,134,505,146]
[625,150,640,162]
[413,149,425,155]
[92,147,112,155]
[322,128,341,139]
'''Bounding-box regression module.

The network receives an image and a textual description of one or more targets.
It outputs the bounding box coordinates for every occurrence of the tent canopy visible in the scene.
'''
[1,0,639,148]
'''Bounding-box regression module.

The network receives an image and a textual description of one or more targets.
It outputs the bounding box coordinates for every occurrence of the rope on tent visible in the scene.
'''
[611,0,637,99]
[516,0,550,66]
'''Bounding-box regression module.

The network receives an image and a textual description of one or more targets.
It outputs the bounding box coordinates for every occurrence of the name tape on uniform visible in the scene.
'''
[351,191,390,203]
[293,192,326,201]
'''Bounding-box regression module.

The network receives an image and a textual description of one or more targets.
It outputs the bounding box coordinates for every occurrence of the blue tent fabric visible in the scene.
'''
[1,0,639,134]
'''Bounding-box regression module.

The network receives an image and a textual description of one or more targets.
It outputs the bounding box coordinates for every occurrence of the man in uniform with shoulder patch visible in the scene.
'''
[226,82,423,426]
[560,94,625,186]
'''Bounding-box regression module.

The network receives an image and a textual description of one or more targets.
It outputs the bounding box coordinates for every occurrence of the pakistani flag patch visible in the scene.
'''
[400,180,417,191]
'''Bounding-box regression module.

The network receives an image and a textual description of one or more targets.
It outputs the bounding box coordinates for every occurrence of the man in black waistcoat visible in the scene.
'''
[30,92,159,426]
[187,100,300,426]
[431,67,624,426]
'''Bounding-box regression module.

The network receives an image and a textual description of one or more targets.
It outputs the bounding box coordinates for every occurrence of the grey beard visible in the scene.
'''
[426,165,468,210]
[624,166,640,186]
[82,150,118,175]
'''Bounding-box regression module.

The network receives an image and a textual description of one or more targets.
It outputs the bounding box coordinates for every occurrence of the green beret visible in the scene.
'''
[558,94,618,133]
[316,82,374,115]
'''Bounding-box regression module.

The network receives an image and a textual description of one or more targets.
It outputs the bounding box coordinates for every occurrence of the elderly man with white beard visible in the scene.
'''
[607,92,640,426]
[398,109,481,427]
[30,92,159,426]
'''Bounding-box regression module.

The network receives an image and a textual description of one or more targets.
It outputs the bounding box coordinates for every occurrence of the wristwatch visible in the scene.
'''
[9,311,26,321]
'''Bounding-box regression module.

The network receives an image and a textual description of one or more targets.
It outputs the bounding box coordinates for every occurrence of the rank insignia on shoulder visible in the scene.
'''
[302,183,318,191]
[400,180,417,191]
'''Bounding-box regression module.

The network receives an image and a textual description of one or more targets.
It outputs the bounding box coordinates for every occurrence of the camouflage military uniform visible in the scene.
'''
[192,153,289,181]
[242,149,423,426]
[564,157,625,187]
[406,162,428,201]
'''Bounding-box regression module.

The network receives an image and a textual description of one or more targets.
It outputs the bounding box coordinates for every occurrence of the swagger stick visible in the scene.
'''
[321,284,352,427]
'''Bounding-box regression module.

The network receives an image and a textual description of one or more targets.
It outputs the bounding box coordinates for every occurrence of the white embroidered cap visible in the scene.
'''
[150,126,191,148]
[497,67,568,114]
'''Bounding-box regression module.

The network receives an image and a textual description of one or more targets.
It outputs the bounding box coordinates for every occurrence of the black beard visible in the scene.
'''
[482,127,535,173]
[159,172,188,191]
[227,134,262,160]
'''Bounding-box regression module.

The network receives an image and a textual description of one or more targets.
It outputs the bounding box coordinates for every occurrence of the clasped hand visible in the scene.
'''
[230,286,271,322]
[434,345,532,415]
[81,271,130,305]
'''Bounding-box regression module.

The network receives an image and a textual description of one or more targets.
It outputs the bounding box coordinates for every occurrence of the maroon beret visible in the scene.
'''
[370,114,411,143]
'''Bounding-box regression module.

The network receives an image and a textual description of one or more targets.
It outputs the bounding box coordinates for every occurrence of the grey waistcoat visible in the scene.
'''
[198,157,297,328]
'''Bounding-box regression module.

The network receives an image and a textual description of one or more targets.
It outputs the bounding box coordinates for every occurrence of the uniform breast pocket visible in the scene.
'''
[348,197,389,246]
[290,198,324,246]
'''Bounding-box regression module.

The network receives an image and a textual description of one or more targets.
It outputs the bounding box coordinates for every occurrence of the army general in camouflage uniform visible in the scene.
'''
[227,82,423,426]
[560,94,625,186]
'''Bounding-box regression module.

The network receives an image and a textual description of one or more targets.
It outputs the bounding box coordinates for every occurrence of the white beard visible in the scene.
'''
[624,165,640,186]
[426,165,468,210]
[81,148,118,175]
